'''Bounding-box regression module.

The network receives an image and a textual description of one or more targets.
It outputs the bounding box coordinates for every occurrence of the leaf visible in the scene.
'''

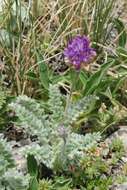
[101,87,113,100]
[26,71,38,81]
[116,46,127,61]
[51,75,69,84]
[27,154,38,177]
[114,18,127,48]
[84,60,115,95]
[36,51,49,90]
[112,74,127,95]
[79,71,88,87]
[29,177,39,190]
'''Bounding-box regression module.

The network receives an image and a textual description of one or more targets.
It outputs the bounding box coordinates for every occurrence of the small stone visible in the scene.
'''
[111,183,127,190]
[106,126,127,152]
[20,138,31,146]
[122,157,127,163]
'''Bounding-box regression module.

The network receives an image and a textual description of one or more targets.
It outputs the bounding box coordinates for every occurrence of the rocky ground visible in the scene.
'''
[2,124,127,190]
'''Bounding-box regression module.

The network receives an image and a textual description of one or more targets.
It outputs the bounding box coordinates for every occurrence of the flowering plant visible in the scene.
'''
[64,35,96,70]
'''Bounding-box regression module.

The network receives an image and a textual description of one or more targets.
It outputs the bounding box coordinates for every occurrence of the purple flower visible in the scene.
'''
[64,35,96,70]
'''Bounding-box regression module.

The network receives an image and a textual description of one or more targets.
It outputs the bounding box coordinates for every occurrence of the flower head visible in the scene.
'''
[64,35,96,70]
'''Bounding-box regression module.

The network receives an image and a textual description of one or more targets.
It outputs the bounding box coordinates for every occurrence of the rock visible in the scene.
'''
[110,183,127,190]
[122,157,127,163]
[106,126,127,189]
[106,126,127,152]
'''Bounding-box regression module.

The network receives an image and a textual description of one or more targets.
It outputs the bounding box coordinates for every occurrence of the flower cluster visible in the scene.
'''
[64,35,96,70]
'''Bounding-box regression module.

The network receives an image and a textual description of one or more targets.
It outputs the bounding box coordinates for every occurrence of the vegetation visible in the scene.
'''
[0,0,127,189]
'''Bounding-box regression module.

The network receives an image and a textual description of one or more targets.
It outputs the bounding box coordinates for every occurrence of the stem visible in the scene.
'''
[70,68,80,92]
[100,121,116,135]
[64,69,80,119]
[32,0,38,18]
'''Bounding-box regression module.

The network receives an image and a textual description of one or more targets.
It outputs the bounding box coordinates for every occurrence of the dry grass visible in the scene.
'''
[0,0,125,96]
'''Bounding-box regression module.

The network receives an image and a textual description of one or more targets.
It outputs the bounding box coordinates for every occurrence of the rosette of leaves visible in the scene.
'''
[9,84,100,174]
[9,84,98,142]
